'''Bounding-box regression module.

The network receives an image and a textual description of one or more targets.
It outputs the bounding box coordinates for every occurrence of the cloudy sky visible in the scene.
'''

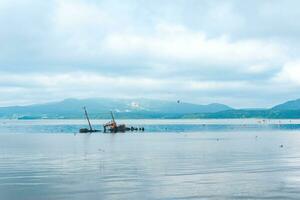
[0,0,300,108]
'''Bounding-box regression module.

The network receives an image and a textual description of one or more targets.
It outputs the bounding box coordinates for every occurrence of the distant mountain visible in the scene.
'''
[0,98,232,119]
[272,99,300,111]
[182,98,300,119]
[1,98,300,119]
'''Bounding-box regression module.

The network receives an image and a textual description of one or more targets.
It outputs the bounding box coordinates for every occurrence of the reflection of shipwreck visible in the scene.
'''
[79,108,144,133]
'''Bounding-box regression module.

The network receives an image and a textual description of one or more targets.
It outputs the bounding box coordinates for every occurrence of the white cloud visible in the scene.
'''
[273,61,300,85]
[53,0,106,29]
[0,0,300,107]
[0,71,297,108]
[105,23,285,65]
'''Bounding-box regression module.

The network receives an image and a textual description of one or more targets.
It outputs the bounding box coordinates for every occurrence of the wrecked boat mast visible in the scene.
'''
[79,107,100,133]
[84,106,93,131]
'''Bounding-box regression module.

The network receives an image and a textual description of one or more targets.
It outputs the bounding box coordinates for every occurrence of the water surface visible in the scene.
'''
[1,119,300,199]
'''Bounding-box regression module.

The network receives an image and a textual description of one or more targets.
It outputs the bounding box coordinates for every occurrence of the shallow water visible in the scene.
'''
[1,119,300,199]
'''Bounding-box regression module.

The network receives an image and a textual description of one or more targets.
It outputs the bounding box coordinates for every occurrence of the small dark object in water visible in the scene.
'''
[280,144,283,148]
[79,128,100,133]
[177,100,180,103]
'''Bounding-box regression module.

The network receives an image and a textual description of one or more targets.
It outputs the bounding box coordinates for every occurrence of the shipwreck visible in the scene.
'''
[79,108,144,133]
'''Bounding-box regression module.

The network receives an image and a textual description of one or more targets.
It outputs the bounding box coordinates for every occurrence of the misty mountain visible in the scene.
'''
[183,98,300,119]
[0,98,232,119]
[272,99,300,111]
[1,98,300,119]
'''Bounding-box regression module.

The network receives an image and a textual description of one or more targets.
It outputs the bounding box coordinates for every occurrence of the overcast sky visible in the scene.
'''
[0,0,300,108]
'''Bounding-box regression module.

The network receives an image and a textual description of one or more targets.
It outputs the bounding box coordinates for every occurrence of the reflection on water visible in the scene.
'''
[1,120,300,199]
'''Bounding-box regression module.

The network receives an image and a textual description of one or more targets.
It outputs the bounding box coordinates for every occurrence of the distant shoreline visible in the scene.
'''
[1,118,300,122]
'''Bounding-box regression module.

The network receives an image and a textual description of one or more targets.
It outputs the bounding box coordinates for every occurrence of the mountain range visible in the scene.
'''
[0,98,300,119]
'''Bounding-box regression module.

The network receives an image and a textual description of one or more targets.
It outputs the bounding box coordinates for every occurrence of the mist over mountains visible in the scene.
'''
[0,98,300,119]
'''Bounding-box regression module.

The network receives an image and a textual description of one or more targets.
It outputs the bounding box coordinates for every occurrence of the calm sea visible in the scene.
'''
[1,119,300,199]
